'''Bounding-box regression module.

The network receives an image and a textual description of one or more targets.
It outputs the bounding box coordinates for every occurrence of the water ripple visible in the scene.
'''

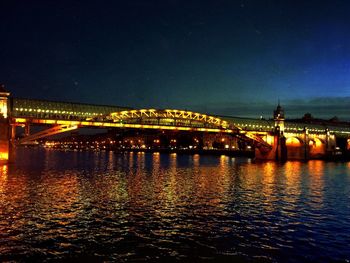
[0,148,349,262]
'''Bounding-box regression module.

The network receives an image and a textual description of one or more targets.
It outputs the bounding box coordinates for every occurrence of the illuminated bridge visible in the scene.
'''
[1,89,350,163]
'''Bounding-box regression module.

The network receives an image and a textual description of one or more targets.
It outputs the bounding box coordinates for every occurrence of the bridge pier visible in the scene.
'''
[255,104,288,161]
[255,131,287,161]
[0,86,10,164]
[255,103,338,161]
[10,124,16,144]
[303,127,310,160]
[24,123,31,137]
[0,119,10,164]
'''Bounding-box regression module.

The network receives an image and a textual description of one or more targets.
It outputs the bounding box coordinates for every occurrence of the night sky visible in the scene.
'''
[1,0,350,119]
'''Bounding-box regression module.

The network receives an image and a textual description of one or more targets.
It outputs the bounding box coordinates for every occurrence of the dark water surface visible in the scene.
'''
[0,148,350,262]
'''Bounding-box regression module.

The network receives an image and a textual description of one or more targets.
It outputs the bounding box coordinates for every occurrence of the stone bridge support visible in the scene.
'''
[0,86,10,164]
[284,129,310,160]
[256,128,337,161]
[286,130,336,160]
[255,102,339,161]
[255,103,288,161]
[255,130,287,161]
[0,118,10,164]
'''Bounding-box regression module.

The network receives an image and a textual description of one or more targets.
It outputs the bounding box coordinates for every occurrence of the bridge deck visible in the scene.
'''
[11,98,131,120]
[10,98,350,136]
[220,116,350,136]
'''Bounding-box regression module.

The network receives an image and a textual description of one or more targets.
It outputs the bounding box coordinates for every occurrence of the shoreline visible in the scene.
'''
[115,148,255,158]
[19,145,350,161]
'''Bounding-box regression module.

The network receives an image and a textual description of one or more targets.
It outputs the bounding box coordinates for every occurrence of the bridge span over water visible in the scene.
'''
[1,89,350,163]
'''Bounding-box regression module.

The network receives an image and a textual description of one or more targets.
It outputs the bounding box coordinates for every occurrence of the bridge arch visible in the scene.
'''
[286,136,304,146]
[308,137,325,146]
[285,136,305,159]
[106,109,232,130]
[309,137,326,157]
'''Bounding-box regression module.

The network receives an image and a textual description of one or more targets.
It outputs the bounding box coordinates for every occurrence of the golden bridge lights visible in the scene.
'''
[7,99,350,161]
[0,101,8,119]
[109,109,229,129]
[0,151,9,162]
[0,86,10,119]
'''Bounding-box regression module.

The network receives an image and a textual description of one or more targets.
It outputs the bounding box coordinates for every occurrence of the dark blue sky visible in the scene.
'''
[1,0,350,119]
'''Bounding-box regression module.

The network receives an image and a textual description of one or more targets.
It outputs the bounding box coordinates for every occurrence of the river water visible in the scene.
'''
[0,148,349,262]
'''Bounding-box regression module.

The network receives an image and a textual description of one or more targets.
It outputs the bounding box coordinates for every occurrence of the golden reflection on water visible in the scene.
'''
[193,154,200,167]
[192,155,232,211]
[240,161,315,215]
[279,161,303,215]
[1,164,7,174]
[136,151,146,176]
[170,153,177,167]
[1,150,333,242]
[107,151,115,170]
[214,155,232,203]
[219,155,229,168]
[261,162,277,186]
[284,161,302,179]
[308,160,325,176]
[260,162,278,209]
[123,153,237,222]
[0,165,8,194]
[307,160,325,209]
[200,155,229,208]
[39,173,80,225]
[151,153,164,194]
[152,152,160,175]
[284,161,302,195]
[0,164,8,178]
[0,165,30,234]
[128,151,134,169]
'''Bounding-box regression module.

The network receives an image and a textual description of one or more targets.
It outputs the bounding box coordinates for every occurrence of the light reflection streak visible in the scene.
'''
[1,164,7,175]
[193,154,200,167]
[128,151,134,169]
[0,164,8,194]
[31,171,81,227]
[157,153,181,211]
[284,161,302,199]
[261,162,277,211]
[191,155,231,212]
[152,152,160,175]
[0,166,29,239]
[107,151,114,170]
[281,161,303,216]
[307,160,325,209]
[135,151,146,172]
[170,153,177,167]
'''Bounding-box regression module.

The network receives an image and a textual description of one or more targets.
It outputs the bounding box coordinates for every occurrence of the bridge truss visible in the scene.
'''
[13,108,273,150]
[108,109,230,129]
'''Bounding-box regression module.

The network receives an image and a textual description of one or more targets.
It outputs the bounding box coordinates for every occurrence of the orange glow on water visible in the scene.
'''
[0,164,8,180]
